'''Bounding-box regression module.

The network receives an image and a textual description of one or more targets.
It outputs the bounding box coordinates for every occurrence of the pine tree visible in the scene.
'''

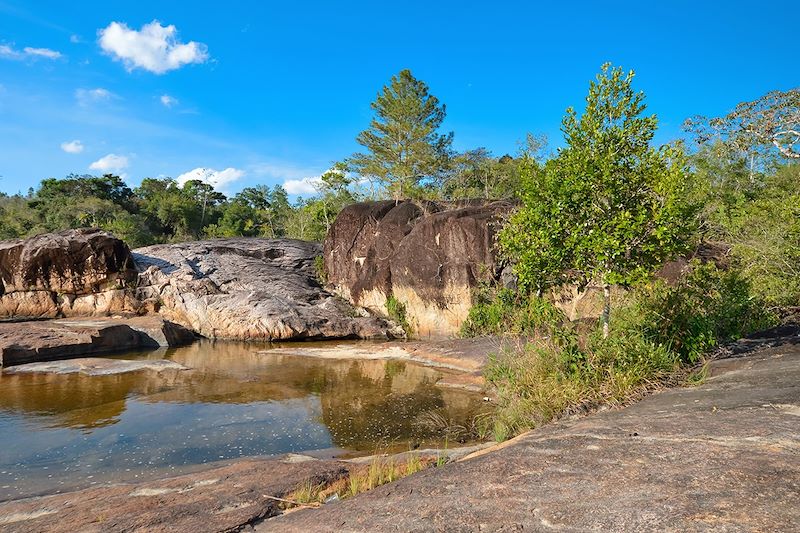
[348,69,453,201]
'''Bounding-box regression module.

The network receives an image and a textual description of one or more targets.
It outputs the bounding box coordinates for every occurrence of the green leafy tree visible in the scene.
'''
[499,64,698,337]
[348,69,453,201]
[684,88,800,180]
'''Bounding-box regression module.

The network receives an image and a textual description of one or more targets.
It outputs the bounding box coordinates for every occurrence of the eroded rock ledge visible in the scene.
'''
[0,316,194,366]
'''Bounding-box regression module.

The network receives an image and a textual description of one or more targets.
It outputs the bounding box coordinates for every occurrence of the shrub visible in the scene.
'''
[386,294,411,335]
[621,261,777,364]
[484,262,776,441]
[460,286,565,338]
[313,255,328,285]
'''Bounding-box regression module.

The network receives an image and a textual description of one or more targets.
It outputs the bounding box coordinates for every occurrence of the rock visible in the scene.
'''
[324,200,514,337]
[0,456,351,533]
[265,335,800,532]
[0,316,194,367]
[0,229,139,319]
[3,357,188,376]
[134,238,402,341]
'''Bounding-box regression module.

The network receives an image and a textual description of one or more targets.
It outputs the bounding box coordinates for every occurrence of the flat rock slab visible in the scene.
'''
[3,357,187,376]
[0,456,351,533]
[265,337,503,392]
[0,316,194,367]
[264,335,800,532]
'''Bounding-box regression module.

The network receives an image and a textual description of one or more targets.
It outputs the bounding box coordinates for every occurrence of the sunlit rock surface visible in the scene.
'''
[267,328,800,532]
[134,238,403,341]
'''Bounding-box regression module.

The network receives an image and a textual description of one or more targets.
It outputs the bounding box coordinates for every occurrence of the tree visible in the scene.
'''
[499,64,698,337]
[684,88,800,180]
[348,69,453,201]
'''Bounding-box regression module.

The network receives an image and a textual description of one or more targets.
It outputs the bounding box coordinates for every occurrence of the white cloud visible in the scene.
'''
[0,43,62,60]
[23,47,62,59]
[160,94,178,107]
[176,167,245,191]
[89,153,129,173]
[70,34,82,44]
[283,176,323,195]
[75,87,114,106]
[61,140,84,154]
[98,20,209,74]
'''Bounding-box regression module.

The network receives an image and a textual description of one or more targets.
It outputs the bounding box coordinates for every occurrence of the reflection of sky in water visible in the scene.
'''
[0,398,333,500]
[0,341,485,501]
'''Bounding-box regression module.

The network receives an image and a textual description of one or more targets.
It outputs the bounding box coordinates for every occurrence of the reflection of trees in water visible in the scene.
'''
[0,342,485,447]
[0,372,138,429]
[317,360,485,451]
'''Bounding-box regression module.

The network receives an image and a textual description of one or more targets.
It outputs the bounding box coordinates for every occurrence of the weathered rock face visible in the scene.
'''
[0,229,139,319]
[135,238,401,341]
[324,200,513,337]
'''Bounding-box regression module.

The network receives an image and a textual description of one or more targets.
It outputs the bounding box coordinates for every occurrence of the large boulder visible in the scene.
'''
[324,200,514,337]
[134,238,401,341]
[0,228,139,318]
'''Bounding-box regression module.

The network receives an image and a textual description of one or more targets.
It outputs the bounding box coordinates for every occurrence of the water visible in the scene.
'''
[0,341,486,501]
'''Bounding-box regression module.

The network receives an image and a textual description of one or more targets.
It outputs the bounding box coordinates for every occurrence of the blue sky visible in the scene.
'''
[0,0,797,196]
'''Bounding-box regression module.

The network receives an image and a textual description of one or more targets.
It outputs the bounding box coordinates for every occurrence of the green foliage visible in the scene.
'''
[624,262,777,364]
[285,166,361,241]
[484,263,775,440]
[500,64,699,295]
[460,287,565,338]
[0,172,361,248]
[442,149,522,200]
[348,69,454,201]
[206,185,292,238]
[691,141,800,308]
[314,255,327,284]
[386,294,411,335]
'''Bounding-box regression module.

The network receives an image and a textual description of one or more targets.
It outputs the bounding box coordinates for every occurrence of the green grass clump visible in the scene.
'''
[282,454,431,508]
[386,294,412,335]
[313,255,328,285]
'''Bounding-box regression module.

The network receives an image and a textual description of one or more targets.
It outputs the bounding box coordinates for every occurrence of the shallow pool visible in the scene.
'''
[0,340,487,501]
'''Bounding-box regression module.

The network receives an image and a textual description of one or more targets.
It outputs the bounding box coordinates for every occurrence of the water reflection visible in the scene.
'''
[0,341,485,501]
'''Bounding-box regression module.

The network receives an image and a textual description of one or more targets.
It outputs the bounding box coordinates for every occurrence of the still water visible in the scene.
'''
[0,341,486,501]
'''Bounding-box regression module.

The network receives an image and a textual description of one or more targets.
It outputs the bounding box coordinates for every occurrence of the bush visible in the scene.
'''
[460,286,565,338]
[484,262,776,441]
[314,255,328,285]
[621,261,776,364]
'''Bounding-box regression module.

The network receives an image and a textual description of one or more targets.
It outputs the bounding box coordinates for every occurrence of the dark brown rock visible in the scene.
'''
[324,200,513,337]
[0,316,195,366]
[0,229,139,319]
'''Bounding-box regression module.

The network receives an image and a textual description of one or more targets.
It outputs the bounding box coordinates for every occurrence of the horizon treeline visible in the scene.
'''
[0,69,797,309]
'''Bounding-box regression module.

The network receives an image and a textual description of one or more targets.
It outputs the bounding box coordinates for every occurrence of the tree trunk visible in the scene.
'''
[602,284,611,339]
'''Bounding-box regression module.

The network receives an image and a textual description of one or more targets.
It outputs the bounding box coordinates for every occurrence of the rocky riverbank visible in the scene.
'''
[2,328,797,532]
[262,328,800,532]
[0,230,406,367]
